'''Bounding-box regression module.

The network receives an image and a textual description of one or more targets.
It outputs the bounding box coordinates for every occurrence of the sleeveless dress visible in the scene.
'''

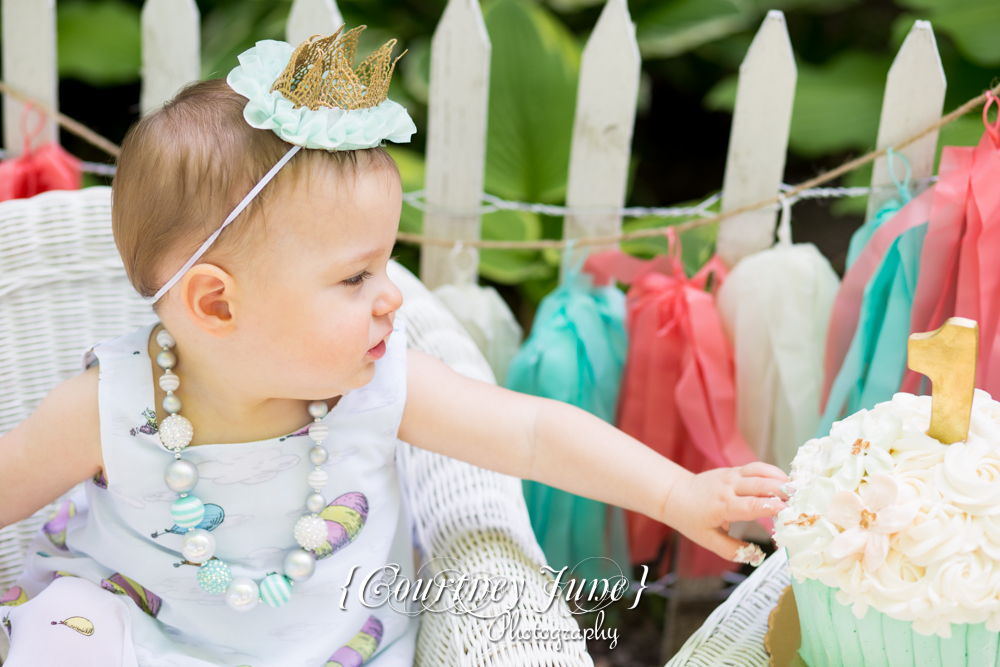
[1,314,417,667]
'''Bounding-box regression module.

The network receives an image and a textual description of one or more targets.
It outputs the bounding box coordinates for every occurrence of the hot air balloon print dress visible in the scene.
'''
[1,317,417,666]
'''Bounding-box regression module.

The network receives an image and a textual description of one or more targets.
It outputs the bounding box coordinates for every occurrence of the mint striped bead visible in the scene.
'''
[260,573,293,608]
[171,495,205,529]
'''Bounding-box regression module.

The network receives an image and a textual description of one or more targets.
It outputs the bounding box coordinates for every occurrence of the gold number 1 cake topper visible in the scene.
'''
[907,317,979,444]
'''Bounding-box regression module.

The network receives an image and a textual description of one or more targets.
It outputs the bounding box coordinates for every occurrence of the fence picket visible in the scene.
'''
[867,20,946,219]
[287,0,344,46]
[563,0,641,265]
[421,0,491,289]
[717,10,796,268]
[140,0,200,114]
[1,0,58,153]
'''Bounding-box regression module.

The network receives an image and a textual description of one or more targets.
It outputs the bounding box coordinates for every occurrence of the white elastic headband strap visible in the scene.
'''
[146,144,303,305]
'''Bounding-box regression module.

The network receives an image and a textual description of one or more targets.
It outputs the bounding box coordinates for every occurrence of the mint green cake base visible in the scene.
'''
[791,577,1000,666]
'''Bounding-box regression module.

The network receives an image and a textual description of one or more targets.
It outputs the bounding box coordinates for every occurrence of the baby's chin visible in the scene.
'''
[340,358,379,392]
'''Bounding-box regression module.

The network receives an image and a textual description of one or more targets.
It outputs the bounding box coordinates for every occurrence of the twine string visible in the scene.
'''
[0,80,121,158]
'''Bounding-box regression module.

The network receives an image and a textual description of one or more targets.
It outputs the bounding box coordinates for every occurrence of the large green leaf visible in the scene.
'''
[706,50,889,158]
[200,1,290,79]
[635,0,854,60]
[57,0,141,86]
[480,210,553,284]
[636,0,753,59]
[545,0,605,14]
[895,0,1000,66]
[401,36,432,105]
[483,0,581,204]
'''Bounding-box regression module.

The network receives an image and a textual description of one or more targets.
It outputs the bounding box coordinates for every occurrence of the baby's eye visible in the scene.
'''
[343,270,372,287]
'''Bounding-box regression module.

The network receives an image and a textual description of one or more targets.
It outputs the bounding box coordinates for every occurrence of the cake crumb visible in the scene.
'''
[734,543,766,567]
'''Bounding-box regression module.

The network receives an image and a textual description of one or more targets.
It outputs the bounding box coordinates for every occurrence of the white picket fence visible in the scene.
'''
[0,0,947,287]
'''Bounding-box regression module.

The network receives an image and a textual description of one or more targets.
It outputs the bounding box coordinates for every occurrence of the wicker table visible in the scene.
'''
[666,550,790,667]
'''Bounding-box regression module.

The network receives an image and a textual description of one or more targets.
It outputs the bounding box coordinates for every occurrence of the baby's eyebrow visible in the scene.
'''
[342,247,385,265]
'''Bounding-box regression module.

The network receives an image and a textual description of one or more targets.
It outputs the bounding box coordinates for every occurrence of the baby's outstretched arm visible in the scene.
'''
[399,349,788,564]
[0,366,103,528]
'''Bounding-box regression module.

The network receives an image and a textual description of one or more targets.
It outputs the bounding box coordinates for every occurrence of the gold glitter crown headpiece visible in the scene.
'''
[270,25,406,111]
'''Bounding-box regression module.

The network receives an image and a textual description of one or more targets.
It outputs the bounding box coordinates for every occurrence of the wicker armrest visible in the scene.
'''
[391,262,593,667]
[664,550,789,667]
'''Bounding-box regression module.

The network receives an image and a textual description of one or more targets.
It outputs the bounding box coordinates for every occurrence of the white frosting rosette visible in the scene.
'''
[775,389,1000,638]
[226,40,417,151]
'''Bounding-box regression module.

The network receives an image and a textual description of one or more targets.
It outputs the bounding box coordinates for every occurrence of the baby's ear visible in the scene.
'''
[179,264,236,337]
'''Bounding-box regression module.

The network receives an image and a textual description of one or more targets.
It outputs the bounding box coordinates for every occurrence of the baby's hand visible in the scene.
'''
[663,462,789,567]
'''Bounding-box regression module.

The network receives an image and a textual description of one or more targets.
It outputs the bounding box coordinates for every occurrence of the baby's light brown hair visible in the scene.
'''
[112,78,399,311]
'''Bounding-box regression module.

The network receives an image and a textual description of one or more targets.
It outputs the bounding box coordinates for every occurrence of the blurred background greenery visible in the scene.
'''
[16,0,1000,327]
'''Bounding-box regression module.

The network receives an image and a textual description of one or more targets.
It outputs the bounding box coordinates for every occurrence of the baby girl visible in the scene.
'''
[0,32,786,666]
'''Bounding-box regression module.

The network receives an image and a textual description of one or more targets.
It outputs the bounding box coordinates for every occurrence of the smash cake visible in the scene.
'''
[774,321,1000,666]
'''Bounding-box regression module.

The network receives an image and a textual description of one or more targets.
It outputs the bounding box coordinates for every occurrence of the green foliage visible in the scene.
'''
[199,0,291,79]
[635,0,751,59]
[480,210,552,283]
[57,0,140,86]
[706,50,891,158]
[386,147,552,285]
[895,0,1000,66]
[385,1,581,291]
[620,203,721,278]
[632,0,858,60]
[386,146,426,234]
[483,0,580,205]
[47,0,1000,306]
[477,0,583,289]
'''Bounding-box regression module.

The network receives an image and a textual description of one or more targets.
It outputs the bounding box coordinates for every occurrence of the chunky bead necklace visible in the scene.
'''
[154,327,333,612]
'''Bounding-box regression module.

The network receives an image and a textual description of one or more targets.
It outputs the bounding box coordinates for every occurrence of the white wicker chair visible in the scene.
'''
[665,551,788,667]
[0,186,593,667]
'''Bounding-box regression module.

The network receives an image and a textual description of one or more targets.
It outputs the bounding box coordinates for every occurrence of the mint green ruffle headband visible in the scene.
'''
[226,39,416,151]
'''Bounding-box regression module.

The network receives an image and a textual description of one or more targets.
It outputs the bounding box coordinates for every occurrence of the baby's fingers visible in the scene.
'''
[727,495,786,523]
[698,528,767,567]
[734,476,788,500]
[739,462,788,481]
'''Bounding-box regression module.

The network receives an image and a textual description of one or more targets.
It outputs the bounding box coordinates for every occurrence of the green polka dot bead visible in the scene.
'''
[197,559,232,594]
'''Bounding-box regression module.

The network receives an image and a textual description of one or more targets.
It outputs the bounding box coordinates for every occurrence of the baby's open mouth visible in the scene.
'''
[367,340,387,359]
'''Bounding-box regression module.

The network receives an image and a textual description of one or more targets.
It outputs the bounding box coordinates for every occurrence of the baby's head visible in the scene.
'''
[112,78,404,398]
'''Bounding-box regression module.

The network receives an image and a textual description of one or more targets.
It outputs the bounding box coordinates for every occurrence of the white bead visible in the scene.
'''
[159,414,194,450]
[156,349,177,370]
[164,459,199,493]
[159,372,179,392]
[307,469,328,491]
[156,329,176,349]
[181,528,216,563]
[308,400,329,419]
[306,492,326,514]
[308,446,328,466]
[225,577,259,612]
[294,515,328,550]
[283,549,317,581]
[308,423,329,443]
[162,393,182,415]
